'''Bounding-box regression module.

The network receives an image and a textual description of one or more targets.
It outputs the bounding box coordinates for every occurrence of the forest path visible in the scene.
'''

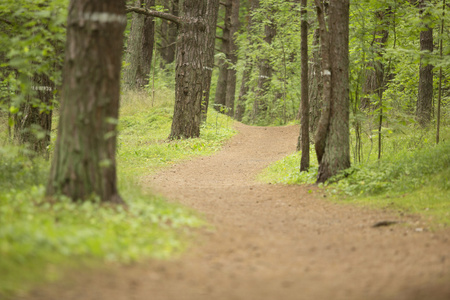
[22,123,450,300]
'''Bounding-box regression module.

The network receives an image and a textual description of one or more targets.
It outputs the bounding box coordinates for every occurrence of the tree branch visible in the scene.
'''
[126,6,182,25]
[0,17,13,26]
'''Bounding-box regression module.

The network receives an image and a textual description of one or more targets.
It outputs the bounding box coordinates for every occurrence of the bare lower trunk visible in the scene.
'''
[417,0,433,127]
[169,0,207,139]
[124,0,155,89]
[316,0,351,183]
[224,0,240,117]
[201,0,220,121]
[14,73,53,157]
[47,0,126,203]
[299,0,309,172]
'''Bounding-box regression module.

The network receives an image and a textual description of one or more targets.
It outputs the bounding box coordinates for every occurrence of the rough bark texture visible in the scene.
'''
[214,0,232,112]
[201,0,220,121]
[235,0,259,121]
[253,21,276,122]
[169,0,207,139]
[224,0,240,117]
[159,0,178,66]
[14,73,53,157]
[299,0,309,172]
[313,0,331,165]
[361,10,389,109]
[316,0,351,183]
[124,0,155,89]
[46,0,126,203]
[308,29,322,136]
[417,0,434,127]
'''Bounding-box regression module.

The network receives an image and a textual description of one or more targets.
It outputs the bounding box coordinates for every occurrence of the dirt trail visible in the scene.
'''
[20,123,450,300]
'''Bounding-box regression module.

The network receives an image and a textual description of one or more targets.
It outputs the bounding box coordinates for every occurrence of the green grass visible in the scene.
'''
[258,125,450,227]
[0,89,236,299]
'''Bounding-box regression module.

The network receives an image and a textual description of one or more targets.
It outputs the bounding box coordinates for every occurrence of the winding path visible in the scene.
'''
[21,123,450,300]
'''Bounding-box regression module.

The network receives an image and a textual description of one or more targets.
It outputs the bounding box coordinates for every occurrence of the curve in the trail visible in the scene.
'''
[18,123,450,300]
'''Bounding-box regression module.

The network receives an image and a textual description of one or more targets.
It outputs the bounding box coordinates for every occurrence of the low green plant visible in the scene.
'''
[0,90,236,298]
[258,126,450,226]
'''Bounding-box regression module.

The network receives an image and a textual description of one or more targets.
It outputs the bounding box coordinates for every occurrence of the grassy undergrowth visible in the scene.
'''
[0,88,235,298]
[259,126,450,227]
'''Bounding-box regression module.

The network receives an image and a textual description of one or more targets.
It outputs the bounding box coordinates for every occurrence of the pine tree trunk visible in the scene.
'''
[299,0,309,172]
[169,0,207,139]
[14,73,53,157]
[253,21,276,122]
[124,0,155,89]
[417,0,434,127]
[316,0,351,183]
[160,0,178,66]
[361,10,389,109]
[308,29,322,136]
[201,0,220,121]
[214,0,232,112]
[46,0,126,203]
[225,0,240,117]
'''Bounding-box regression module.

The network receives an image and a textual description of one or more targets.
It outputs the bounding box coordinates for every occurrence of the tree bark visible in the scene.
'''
[313,0,331,165]
[169,0,207,139]
[253,20,276,122]
[201,0,221,121]
[235,0,259,121]
[299,0,309,172]
[14,73,53,157]
[159,0,179,66]
[361,10,389,109]
[124,0,155,89]
[214,0,232,112]
[316,0,351,183]
[224,0,240,117]
[47,0,126,203]
[417,0,434,127]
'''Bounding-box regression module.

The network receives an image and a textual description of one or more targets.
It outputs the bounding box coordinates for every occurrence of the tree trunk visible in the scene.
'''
[316,0,351,183]
[214,0,232,112]
[299,0,309,172]
[253,21,276,122]
[235,0,259,122]
[46,0,126,203]
[201,0,220,121]
[124,0,155,89]
[160,0,178,66]
[225,0,240,117]
[169,0,207,139]
[361,10,389,109]
[14,73,53,157]
[417,0,434,127]
[308,28,322,136]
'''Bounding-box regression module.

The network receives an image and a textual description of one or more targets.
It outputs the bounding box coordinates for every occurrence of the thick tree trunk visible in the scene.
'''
[46,0,126,203]
[316,0,351,183]
[214,0,232,112]
[299,0,309,172]
[313,0,331,165]
[417,0,434,127]
[14,73,53,157]
[225,0,240,117]
[124,0,155,89]
[169,0,207,139]
[160,0,178,66]
[201,0,220,121]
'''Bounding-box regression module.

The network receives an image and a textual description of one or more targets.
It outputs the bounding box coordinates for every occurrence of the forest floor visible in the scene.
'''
[19,123,450,300]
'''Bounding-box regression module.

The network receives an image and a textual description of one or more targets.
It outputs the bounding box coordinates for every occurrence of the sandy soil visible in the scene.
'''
[19,123,450,300]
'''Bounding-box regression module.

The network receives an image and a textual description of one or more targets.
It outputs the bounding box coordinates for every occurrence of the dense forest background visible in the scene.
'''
[1,0,450,297]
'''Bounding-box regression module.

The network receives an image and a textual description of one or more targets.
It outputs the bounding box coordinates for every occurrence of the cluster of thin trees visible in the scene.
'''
[1,0,448,203]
